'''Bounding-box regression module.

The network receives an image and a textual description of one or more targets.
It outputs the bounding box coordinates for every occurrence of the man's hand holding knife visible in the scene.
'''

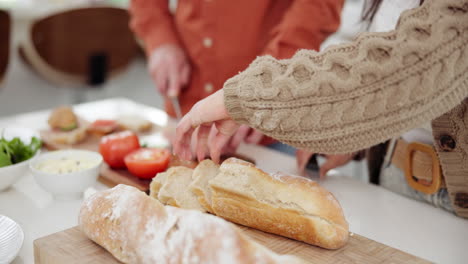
[148,44,190,120]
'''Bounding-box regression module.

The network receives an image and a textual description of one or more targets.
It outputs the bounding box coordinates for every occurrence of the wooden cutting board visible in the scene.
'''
[34,226,429,264]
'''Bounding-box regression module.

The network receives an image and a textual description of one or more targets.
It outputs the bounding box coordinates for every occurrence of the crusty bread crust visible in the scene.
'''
[149,158,349,249]
[209,158,349,249]
[79,185,304,264]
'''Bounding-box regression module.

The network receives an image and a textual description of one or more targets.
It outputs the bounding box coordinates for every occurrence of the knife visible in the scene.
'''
[170,96,183,120]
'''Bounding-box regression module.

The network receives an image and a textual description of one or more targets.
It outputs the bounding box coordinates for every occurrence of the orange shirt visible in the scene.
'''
[130,0,343,117]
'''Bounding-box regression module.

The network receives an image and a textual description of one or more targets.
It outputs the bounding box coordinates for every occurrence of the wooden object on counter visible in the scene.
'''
[19,7,138,86]
[34,226,429,264]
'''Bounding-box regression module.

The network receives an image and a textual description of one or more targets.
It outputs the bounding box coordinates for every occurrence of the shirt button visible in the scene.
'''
[203,37,213,48]
[438,134,456,151]
[204,83,214,93]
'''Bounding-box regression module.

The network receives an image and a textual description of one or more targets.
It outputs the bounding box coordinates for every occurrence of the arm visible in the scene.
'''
[263,0,344,59]
[224,0,468,154]
[129,0,181,55]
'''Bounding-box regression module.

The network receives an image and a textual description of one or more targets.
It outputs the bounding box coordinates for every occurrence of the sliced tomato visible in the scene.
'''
[124,148,170,179]
[99,131,140,169]
[89,119,119,134]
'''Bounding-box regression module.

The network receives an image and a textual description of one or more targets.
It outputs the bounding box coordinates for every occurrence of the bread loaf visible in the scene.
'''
[149,158,349,249]
[189,159,219,213]
[157,166,205,212]
[79,184,303,264]
[209,158,349,249]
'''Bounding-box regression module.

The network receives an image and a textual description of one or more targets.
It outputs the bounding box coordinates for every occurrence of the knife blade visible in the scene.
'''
[170,96,183,120]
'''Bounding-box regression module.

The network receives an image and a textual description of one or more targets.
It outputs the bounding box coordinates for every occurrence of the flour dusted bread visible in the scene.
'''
[79,184,303,264]
[209,158,349,249]
[189,159,219,213]
[156,166,205,212]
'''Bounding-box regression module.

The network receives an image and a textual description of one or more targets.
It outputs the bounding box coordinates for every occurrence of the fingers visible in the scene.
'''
[245,129,264,144]
[195,124,211,162]
[229,125,250,150]
[174,113,196,161]
[210,120,240,164]
[167,63,181,98]
[319,154,354,179]
[296,149,314,176]
[180,63,191,87]
[174,90,231,161]
[152,67,168,95]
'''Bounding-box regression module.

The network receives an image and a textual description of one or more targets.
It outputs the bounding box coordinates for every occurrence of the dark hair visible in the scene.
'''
[362,0,425,23]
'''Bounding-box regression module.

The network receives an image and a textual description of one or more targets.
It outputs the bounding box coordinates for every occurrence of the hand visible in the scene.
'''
[174,90,240,163]
[148,44,190,97]
[296,149,355,179]
[227,125,264,152]
[196,125,264,161]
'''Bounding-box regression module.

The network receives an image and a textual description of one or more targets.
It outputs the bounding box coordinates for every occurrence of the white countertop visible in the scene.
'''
[1,98,467,264]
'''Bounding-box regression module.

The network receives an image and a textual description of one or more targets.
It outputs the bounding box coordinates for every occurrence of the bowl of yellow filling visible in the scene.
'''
[30,149,102,199]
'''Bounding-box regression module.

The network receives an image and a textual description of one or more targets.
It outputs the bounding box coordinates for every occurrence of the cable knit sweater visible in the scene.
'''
[223,0,468,154]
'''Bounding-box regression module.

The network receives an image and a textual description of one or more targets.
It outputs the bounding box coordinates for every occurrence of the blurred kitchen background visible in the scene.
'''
[0,0,368,180]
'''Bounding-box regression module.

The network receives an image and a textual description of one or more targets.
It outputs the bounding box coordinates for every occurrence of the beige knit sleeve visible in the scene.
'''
[223,0,468,154]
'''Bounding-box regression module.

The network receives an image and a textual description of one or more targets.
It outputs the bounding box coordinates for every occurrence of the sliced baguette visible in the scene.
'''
[209,158,349,249]
[189,159,220,213]
[157,166,205,212]
[149,171,169,200]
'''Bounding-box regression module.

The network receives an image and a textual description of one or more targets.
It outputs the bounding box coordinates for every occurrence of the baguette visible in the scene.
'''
[157,166,205,212]
[149,170,168,200]
[209,158,349,249]
[189,159,219,213]
[79,185,303,264]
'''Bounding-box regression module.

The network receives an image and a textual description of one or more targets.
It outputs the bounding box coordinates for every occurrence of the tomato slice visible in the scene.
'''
[89,119,119,134]
[99,131,140,169]
[124,148,170,179]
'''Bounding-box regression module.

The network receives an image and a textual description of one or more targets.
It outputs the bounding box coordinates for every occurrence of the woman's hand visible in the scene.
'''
[297,149,356,179]
[228,125,264,152]
[174,90,240,163]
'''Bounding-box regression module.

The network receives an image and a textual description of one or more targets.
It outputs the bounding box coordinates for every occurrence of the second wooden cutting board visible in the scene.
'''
[34,226,429,264]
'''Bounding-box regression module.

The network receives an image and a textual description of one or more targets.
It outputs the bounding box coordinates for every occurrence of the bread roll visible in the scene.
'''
[117,115,152,132]
[157,166,205,212]
[79,184,303,264]
[209,158,349,249]
[42,119,88,145]
[189,159,219,213]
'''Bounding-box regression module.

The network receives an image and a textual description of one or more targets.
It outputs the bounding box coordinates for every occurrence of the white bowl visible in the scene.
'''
[0,126,40,191]
[0,215,24,264]
[29,150,102,200]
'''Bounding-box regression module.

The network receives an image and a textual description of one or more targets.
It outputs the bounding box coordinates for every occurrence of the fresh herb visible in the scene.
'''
[0,136,42,168]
